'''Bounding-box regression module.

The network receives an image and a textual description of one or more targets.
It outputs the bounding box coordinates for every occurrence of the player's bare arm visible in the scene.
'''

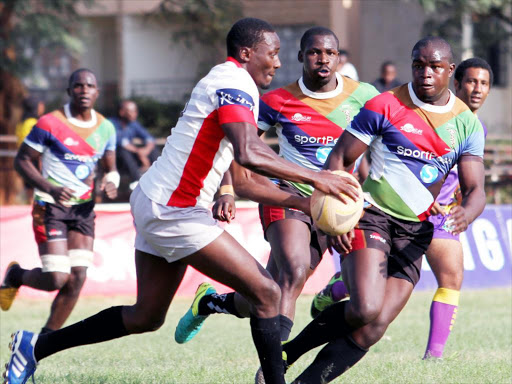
[323,131,368,174]
[212,171,236,223]
[230,161,311,216]
[99,149,118,200]
[222,121,360,203]
[14,143,74,205]
[450,154,486,235]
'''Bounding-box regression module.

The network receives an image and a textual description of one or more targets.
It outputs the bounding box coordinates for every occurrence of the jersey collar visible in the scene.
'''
[407,82,455,114]
[226,57,242,68]
[298,72,344,99]
[64,103,97,128]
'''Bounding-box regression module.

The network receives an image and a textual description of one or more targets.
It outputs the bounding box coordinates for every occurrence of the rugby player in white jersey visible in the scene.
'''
[3,18,359,384]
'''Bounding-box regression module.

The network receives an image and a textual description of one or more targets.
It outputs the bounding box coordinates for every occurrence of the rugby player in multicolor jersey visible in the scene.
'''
[278,37,486,383]
[189,27,378,344]
[423,57,492,360]
[3,19,360,384]
[0,69,118,335]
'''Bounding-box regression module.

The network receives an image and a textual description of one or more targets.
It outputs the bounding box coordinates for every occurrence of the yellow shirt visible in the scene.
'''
[15,117,37,147]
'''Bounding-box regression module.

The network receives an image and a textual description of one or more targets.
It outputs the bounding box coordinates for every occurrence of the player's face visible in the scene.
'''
[300,34,339,85]
[411,45,455,105]
[246,32,281,89]
[455,67,491,113]
[68,71,99,111]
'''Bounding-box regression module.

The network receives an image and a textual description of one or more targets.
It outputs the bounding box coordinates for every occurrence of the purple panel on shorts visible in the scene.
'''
[428,213,460,241]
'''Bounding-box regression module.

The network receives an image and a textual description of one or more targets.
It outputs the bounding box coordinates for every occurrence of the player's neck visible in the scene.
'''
[302,75,337,93]
[69,103,94,122]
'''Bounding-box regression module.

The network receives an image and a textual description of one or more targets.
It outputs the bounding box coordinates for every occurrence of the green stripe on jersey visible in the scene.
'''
[363,176,419,222]
[435,110,479,149]
[85,120,115,151]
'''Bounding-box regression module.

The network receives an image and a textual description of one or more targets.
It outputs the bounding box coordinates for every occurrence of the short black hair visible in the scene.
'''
[299,27,339,52]
[226,18,275,58]
[381,61,395,71]
[455,57,494,88]
[411,36,453,63]
[22,95,41,120]
[68,68,95,88]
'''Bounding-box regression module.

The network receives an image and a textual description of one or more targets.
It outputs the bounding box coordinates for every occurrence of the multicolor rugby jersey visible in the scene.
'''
[24,104,116,205]
[139,57,259,208]
[433,119,488,212]
[347,83,485,222]
[258,73,379,196]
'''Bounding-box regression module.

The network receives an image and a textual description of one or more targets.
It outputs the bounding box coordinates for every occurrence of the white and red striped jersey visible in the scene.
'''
[139,58,259,208]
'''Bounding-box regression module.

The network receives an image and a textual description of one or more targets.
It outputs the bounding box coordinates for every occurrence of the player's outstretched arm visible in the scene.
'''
[231,161,311,216]
[14,143,75,204]
[222,121,360,203]
[450,154,486,235]
[323,131,368,173]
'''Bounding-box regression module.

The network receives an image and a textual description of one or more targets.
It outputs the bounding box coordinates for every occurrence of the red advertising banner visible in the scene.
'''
[0,204,336,298]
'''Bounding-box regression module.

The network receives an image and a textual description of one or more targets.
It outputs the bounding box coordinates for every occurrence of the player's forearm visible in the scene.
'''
[461,187,486,224]
[236,141,317,186]
[14,156,54,194]
[234,173,306,211]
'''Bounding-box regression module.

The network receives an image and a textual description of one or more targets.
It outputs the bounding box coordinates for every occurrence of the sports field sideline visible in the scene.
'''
[1,288,510,383]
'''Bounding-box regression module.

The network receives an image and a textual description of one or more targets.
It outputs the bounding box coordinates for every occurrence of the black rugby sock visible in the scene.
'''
[198,292,243,318]
[39,327,54,335]
[293,336,368,383]
[279,315,294,341]
[34,306,129,361]
[8,266,26,288]
[283,300,354,366]
[250,315,286,384]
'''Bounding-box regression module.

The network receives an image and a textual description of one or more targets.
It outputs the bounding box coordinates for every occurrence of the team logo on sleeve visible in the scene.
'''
[316,146,333,163]
[216,89,255,111]
[420,164,439,184]
[75,164,91,179]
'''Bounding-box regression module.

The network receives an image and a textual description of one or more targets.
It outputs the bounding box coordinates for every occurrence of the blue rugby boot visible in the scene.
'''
[3,330,38,384]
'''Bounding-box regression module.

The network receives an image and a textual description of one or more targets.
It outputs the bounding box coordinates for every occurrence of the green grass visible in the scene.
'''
[1,288,511,383]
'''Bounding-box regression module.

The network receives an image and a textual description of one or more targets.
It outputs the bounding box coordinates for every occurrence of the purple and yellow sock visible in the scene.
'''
[424,287,460,359]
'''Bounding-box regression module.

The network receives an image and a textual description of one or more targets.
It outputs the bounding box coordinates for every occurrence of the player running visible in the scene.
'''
[279,36,486,383]
[2,18,358,384]
[175,27,378,345]
[423,57,492,359]
[1,69,118,334]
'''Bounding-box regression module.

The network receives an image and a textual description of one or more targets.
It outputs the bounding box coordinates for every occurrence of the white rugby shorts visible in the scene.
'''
[130,185,224,262]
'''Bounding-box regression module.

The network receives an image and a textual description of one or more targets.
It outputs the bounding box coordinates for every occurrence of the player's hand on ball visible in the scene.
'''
[213,194,236,223]
[447,205,469,235]
[313,170,360,204]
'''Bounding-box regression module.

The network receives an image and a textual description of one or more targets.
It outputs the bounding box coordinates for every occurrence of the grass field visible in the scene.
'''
[1,288,511,384]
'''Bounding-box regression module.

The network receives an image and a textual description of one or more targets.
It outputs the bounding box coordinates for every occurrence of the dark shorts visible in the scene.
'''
[428,212,460,241]
[32,200,96,244]
[348,205,434,286]
[258,183,327,270]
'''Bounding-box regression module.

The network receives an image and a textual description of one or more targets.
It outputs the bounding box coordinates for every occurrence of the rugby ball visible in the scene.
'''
[310,170,364,236]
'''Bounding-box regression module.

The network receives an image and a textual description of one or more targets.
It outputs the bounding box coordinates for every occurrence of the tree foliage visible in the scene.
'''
[0,0,94,78]
[415,0,511,58]
[153,0,243,76]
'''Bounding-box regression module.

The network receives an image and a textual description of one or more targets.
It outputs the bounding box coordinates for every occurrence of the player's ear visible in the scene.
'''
[239,47,251,63]
[448,63,456,77]
[453,78,460,90]
[298,50,304,63]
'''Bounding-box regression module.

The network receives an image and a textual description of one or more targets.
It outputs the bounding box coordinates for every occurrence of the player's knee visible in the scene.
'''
[42,271,69,291]
[279,265,308,293]
[351,301,381,325]
[67,268,88,294]
[128,310,166,334]
[255,279,281,308]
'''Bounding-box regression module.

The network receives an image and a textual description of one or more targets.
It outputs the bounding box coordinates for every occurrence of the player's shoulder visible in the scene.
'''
[34,109,64,130]
[362,83,407,110]
[261,82,298,104]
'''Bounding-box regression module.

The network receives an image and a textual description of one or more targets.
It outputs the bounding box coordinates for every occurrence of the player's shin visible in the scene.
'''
[283,300,354,366]
[198,291,244,318]
[293,335,368,384]
[424,287,460,359]
[250,315,286,384]
[34,306,129,362]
